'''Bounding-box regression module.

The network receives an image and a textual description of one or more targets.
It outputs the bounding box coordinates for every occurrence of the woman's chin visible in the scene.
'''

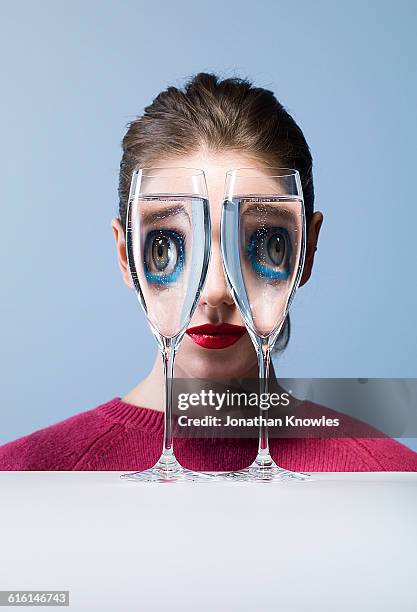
[175,333,256,379]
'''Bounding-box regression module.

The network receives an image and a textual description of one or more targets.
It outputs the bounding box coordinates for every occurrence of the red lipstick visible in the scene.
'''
[186,323,246,349]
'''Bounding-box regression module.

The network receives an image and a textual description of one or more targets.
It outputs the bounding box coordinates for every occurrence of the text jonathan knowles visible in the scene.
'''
[178,415,340,427]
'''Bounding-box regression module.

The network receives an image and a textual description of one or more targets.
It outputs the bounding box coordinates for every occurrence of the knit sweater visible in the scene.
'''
[0,397,416,471]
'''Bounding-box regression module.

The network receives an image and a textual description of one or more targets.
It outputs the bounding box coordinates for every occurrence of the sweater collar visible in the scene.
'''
[98,397,164,433]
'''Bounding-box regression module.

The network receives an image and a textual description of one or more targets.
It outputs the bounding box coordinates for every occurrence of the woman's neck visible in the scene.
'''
[122,353,278,411]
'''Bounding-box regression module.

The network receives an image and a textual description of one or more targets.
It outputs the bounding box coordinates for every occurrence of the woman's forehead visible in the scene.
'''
[153,149,270,211]
[154,149,265,178]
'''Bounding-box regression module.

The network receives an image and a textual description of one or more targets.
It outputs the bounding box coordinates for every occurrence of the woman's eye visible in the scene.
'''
[266,233,286,266]
[144,230,185,284]
[247,227,291,280]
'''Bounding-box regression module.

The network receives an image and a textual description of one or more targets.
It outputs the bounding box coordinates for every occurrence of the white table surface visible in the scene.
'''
[0,472,416,612]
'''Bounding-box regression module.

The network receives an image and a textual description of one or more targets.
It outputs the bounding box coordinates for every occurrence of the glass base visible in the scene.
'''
[120,454,217,483]
[220,458,312,483]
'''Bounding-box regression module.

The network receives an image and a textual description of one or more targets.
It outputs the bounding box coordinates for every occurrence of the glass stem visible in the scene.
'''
[160,336,177,464]
[254,337,274,468]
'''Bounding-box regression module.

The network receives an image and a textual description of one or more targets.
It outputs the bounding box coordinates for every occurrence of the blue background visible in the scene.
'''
[1,0,416,449]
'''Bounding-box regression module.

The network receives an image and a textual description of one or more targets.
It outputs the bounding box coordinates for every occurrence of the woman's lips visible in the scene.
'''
[186,323,247,349]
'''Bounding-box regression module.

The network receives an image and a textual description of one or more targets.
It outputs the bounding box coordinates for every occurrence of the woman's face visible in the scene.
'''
[112,149,323,379]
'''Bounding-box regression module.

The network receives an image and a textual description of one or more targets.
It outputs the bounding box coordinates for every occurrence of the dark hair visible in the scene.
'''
[118,72,314,352]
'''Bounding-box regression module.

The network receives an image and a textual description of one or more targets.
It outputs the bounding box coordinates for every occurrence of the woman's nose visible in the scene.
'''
[199,241,234,308]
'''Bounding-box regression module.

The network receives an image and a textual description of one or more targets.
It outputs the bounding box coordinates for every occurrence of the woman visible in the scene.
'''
[1,72,416,471]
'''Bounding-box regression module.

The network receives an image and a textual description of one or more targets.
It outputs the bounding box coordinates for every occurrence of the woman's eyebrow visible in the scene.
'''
[241,203,296,220]
[140,203,191,225]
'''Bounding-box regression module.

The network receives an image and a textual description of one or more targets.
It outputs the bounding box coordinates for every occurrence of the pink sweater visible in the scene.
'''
[0,397,416,471]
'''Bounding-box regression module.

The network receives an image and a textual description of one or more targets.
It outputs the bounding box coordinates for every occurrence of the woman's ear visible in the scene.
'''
[299,211,323,287]
[111,217,133,289]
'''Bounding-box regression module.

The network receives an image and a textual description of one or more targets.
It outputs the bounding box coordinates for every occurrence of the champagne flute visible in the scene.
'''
[120,167,213,482]
[220,167,311,482]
